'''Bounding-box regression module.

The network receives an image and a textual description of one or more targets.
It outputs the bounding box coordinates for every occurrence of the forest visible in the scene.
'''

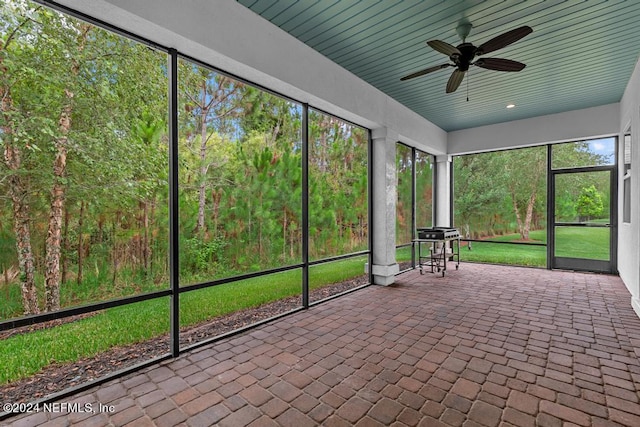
[396,143,433,245]
[453,140,615,243]
[0,1,368,320]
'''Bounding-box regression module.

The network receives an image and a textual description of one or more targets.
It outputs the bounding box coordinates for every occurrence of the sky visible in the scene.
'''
[587,137,615,164]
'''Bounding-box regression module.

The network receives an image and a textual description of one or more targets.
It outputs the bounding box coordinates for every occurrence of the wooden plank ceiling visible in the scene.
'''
[237,0,640,131]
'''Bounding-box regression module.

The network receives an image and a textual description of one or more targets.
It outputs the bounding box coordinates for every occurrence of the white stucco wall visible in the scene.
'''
[619,58,640,317]
[57,0,447,154]
[447,103,620,155]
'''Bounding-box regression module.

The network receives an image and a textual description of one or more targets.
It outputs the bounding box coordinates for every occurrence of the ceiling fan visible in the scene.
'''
[401,23,533,93]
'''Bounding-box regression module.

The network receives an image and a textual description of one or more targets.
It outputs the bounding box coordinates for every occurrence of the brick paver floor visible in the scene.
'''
[5,263,640,426]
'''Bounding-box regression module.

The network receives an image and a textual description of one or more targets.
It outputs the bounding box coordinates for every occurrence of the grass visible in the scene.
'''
[0,226,610,385]
[460,241,547,267]
[554,227,609,260]
[0,256,368,385]
[461,230,547,267]
[0,266,167,320]
[395,231,549,268]
[461,227,609,266]
[396,245,413,263]
[0,298,170,384]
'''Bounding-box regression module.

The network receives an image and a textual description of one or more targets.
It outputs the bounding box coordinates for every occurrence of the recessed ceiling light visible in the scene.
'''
[506,104,516,109]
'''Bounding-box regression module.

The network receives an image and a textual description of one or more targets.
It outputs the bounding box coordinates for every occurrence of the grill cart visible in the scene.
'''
[414,227,461,276]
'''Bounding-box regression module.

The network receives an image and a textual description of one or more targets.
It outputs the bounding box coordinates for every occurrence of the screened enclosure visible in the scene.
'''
[453,137,617,271]
[0,0,371,405]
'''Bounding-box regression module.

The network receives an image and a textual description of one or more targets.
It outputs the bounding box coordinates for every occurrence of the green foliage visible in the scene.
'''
[575,185,604,221]
[181,236,226,274]
[396,144,413,244]
[415,151,434,227]
[454,153,509,237]
[0,281,23,319]
[1,0,369,322]
[397,147,434,243]
[555,171,610,222]
[552,140,613,169]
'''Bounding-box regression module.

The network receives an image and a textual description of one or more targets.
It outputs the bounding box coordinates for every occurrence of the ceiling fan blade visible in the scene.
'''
[474,58,526,72]
[400,64,452,81]
[446,69,465,93]
[476,26,532,55]
[427,40,461,57]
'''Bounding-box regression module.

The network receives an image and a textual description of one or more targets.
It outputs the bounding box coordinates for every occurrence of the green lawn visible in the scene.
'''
[396,245,413,263]
[395,231,548,268]
[404,227,609,267]
[463,227,609,265]
[0,227,611,385]
[0,257,368,385]
[459,240,547,267]
[554,227,609,260]
[460,230,547,267]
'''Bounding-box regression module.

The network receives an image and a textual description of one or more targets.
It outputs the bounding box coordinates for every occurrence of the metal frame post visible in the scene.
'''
[411,147,417,267]
[368,130,374,285]
[547,144,553,270]
[168,49,180,357]
[302,104,309,308]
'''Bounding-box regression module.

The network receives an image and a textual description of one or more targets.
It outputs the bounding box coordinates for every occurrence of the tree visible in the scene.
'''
[2,0,169,313]
[1,2,42,315]
[501,147,546,240]
[415,151,433,228]
[44,22,92,312]
[576,185,603,222]
[396,144,412,244]
[179,65,245,236]
[453,154,506,239]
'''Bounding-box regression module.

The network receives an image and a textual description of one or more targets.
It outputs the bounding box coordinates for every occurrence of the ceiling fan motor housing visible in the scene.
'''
[451,43,477,71]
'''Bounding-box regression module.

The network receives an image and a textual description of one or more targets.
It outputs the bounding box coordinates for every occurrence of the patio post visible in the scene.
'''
[369,127,399,285]
[435,155,452,228]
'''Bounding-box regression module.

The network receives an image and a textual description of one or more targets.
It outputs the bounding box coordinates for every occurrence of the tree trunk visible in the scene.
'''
[98,215,104,244]
[150,200,156,277]
[77,201,85,285]
[319,116,329,173]
[44,24,90,312]
[2,55,39,315]
[62,205,70,284]
[283,207,287,261]
[523,193,536,241]
[211,188,222,233]
[143,200,149,273]
[510,190,525,240]
[111,217,118,285]
[8,167,40,315]
[197,80,209,235]
[44,89,72,312]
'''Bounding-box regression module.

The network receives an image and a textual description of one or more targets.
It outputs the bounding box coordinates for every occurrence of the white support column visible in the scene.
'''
[435,155,452,227]
[370,127,399,285]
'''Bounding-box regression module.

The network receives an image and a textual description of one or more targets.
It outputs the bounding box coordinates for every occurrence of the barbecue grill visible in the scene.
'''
[414,227,461,276]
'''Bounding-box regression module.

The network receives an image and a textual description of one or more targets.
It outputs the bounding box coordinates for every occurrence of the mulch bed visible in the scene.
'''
[398,261,413,272]
[0,276,369,405]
